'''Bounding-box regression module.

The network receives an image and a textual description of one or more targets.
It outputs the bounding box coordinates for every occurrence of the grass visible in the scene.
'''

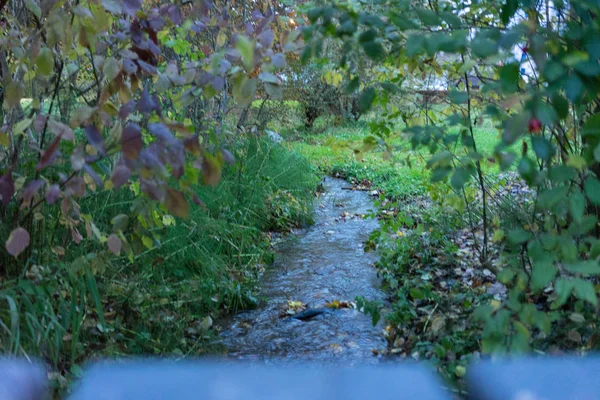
[0,137,318,393]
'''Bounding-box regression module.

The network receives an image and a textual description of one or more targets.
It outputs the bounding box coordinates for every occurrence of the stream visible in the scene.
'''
[221,177,387,365]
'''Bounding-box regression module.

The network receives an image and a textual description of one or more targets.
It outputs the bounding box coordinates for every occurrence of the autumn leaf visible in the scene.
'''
[6,227,31,257]
[165,188,190,218]
[122,123,143,159]
[36,134,62,171]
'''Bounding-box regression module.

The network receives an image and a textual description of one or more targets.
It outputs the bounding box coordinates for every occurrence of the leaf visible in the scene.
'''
[148,122,175,143]
[389,13,419,30]
[122,0,141,16]
[137,88,158,114]
[36,134,62,171]
[103,57,121,81]
[48,119,74,141]
[552,278,574,309]
[573,278,598,306]
[142,235,153,249]
[25,0,42,18]
[236,35,254,70]
[165,188,189,218]
[582,113,600,138]
[570,313,585,323]
[0,172,15,206]
[232,76,256,107]
[499,63,520,93]
[415,8,439,26]
[45,184,60,204]
[202,155,222,186]
[449,90,468,104]
[451,167,471,189]
[531,261,557,292]
[358,87,376,113]
[221,149,235,165]
[4,81,24,109]
[85,125,106,154]
[409,288,424,299]
[564,261,600,276]
[531,136,555,162]
[257,29,274,48]
[362,41,385,61]
[471,37,497,58]
[501,0,518,25]
[271,53,286,68]
[12,118,32,136]
[22,179,45,205]
[258,72,279,84]
[111,165,131,188]
[570,192,586,223]
[508,228,531,245]
[565,74,583,102]
[264,83,283,100]
[101,0,123,14]
[36,48,54,76]
[121,123,143,159]
[107,234,122,255]
[6,227,30,257]
[584,177,600,205]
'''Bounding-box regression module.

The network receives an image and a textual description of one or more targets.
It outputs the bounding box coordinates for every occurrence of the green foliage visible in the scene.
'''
[300,0,600,368]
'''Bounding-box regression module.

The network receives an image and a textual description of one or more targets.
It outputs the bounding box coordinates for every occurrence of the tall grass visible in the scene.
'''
[0,137,317,388]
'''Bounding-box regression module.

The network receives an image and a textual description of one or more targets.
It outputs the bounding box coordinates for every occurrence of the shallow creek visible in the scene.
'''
[221,177,387,365]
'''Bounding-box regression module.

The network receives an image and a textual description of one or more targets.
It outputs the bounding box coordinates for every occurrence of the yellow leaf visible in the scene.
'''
[13,118,32,135]
[142,235,153,249]
[0,133,10,147]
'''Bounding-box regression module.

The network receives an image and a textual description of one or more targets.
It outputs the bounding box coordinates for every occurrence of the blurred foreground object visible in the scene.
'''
[0,359,47,400]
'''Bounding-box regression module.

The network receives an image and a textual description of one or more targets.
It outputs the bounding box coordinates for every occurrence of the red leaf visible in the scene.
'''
[6,227,30,257]
[122,123,143,159]
[111,165,131,188]
[0,172,15,206]
[45,184,60,204]
[165,188,189,218]
[107,233,122,254]
[36,133,62,171]
[85,125,106,154]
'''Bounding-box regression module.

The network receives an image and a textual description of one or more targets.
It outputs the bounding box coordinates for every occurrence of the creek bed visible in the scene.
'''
[220,177,388,365]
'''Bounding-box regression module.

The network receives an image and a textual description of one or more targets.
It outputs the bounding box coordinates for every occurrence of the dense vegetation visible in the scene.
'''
[2,0,600,395]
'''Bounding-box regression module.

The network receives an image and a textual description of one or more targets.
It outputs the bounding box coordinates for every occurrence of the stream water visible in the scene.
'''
[221,177,387,365]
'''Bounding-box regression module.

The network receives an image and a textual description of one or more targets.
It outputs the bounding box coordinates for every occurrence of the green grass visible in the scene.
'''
[0,137,318,391]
